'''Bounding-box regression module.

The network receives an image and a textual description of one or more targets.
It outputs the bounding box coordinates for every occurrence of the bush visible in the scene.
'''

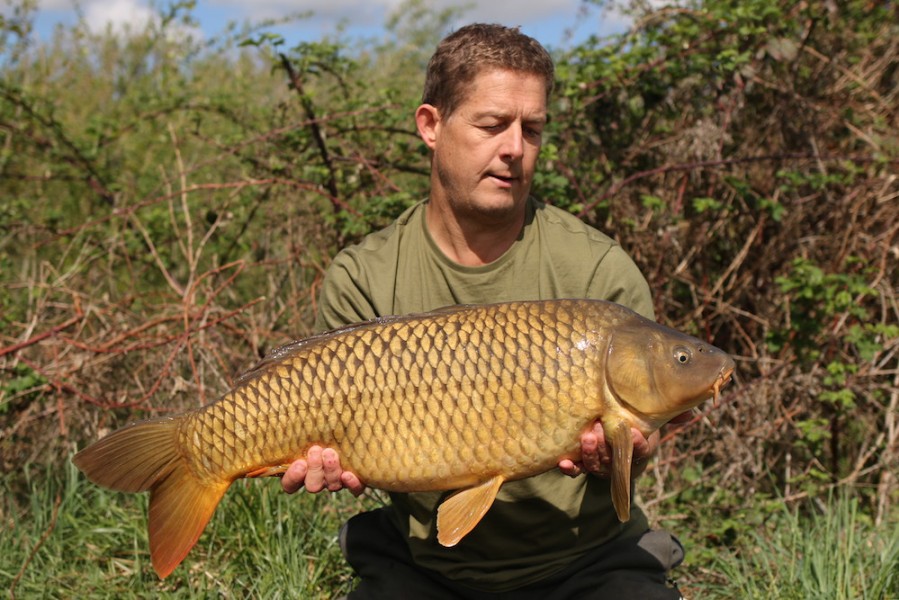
[1,0,896,592]
[545,0,898,531]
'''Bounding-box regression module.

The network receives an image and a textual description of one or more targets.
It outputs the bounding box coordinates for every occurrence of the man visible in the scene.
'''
[282,24,685,599]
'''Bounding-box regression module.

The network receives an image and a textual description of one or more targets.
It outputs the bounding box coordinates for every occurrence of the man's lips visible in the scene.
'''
[488,173,518,186]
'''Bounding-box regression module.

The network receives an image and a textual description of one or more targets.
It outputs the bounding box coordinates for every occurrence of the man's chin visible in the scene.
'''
[465,192,527,220]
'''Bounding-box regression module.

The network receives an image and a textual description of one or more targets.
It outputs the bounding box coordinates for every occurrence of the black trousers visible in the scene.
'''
[340,508,685,600]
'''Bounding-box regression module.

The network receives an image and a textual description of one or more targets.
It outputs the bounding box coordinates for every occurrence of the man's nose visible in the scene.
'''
[499,124,524,160]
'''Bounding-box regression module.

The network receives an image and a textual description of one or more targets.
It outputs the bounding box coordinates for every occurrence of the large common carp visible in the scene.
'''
[73,299,735,578]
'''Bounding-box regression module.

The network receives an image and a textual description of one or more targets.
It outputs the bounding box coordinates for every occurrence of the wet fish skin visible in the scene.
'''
[73,299,735,578]
[183,299,615,491]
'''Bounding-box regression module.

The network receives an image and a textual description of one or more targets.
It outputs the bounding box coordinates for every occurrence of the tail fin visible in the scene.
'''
[72,417,230,578]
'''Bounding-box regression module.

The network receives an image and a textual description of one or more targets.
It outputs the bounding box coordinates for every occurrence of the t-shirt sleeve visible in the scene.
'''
[313,250,380,332]
[586,244,655,320]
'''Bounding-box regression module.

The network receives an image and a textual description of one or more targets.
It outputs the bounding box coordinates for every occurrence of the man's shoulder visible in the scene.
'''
[331,201,425,267]
[532,200,618,249]
[530,200,620,262]
[316,203,426,330]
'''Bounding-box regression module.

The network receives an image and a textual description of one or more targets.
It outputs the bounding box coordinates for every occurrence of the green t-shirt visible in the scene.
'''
[314,197,654,591]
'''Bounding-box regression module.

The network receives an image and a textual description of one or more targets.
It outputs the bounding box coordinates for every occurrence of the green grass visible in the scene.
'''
[3,463,897,598]
[2,460,381,598]
[697,494,899,600]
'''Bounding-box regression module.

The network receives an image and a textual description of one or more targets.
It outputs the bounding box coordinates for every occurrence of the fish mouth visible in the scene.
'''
[711,365,735,407]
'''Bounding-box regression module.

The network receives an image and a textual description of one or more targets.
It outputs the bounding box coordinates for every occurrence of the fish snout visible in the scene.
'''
[711,358,736,407]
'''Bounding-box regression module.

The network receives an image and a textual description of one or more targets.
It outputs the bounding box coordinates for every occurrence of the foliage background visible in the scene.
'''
[1,0,897,597]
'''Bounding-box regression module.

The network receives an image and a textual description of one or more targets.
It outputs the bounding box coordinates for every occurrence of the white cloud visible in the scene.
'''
[35,0,75,10]
[207,0,388,22]
[31,0,638,47]
[203,0,626,49]
[205,0,583,32]
[83,0,156,35]
[439,0,580,25]
[34,0,202,39]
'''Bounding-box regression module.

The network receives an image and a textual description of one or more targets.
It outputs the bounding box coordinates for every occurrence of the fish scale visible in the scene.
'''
[180,301,581,488]
[73,298,735,579]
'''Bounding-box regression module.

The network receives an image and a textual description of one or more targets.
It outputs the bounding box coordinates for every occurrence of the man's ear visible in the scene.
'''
[415,103,440,150]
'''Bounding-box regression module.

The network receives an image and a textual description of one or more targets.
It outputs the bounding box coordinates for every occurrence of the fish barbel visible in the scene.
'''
[73,299,735,578]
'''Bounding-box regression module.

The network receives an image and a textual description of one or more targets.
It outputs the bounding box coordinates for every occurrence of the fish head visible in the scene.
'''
[604,318,735,428]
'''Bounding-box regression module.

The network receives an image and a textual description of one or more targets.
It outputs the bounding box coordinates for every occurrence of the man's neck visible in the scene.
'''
[425,200,526,267]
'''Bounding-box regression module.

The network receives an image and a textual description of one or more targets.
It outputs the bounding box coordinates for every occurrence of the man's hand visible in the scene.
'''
[281,445,366,496]
[558,412,694,478]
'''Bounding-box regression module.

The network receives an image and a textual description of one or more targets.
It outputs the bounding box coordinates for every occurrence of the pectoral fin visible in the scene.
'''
[436,475,504,547]
[245,464,289,478]
[609,421,634,522]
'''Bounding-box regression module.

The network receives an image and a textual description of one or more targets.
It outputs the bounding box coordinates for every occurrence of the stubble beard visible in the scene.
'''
[435,168,527,229]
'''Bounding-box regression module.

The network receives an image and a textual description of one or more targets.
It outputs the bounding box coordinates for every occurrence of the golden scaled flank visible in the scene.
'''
[73,299,735,578]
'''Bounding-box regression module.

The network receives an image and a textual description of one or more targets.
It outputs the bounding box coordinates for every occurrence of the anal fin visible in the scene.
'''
[609,421,634,522]
[436,475,504,547]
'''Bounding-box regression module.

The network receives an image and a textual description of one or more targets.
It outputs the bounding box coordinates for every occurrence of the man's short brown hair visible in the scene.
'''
[422,23,554,118]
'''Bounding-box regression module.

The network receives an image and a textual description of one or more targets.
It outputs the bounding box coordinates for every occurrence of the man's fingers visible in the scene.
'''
[281,445,365,495]
[341,471,366,496]
[321,447,344,491]
[631,429,660,462]
[580,428,602,474]
[558,421,616,478]
[631,429,650,461]
[558,458,582,477]
[590,421,610,466]
[303,445,326,493]
[281,459,308,494]
[563,422,660,481]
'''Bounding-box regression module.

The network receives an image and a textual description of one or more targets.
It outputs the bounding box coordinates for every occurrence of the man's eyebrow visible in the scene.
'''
[470,110,548,124]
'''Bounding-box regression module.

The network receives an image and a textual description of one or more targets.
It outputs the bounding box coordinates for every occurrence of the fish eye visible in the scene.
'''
[674,346,692,365]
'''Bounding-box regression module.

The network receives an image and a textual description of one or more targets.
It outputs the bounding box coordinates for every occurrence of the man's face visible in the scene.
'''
[422,69,547,223]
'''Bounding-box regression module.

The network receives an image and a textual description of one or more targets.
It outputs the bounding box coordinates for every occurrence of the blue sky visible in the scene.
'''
[29,0,637,51]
